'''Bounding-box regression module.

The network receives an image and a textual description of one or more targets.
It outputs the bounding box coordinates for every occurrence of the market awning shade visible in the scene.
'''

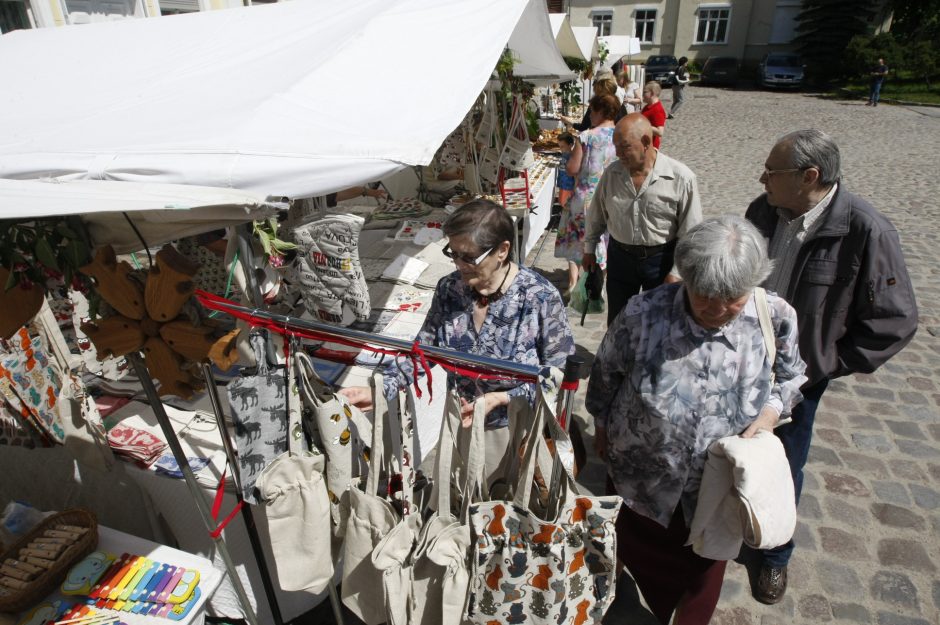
[0,0,530,200]
[599,35,642,69]
[0,178,279,253]
[548,13,586,62]
[571,26,600,62]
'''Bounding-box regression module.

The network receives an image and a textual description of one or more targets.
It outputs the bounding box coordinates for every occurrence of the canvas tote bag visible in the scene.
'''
[466,370,623,625]
[499,97,535,172]
[254,349,332,593]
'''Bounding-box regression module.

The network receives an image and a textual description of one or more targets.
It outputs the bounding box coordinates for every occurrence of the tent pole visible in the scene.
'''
[128,353,260,625]
[200,363,286,625]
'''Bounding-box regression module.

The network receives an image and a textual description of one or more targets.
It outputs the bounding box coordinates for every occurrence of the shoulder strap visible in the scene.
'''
[754,287,775,386]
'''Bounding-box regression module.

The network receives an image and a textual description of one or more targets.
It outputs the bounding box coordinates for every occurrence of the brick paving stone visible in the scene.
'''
[854,386,896,401]
[816,561,864,600]
[885,421,925,439]
[797,493,822,521]
[759,616,785,625]
[875,613,932,625]
[798,594,833,621]
[870,503,927,530]
[888,459,928,482]
[865,402,900,417]
[822,472,872,497]
[792,520,817,552]
[896,439,940,460]
[876,539,937,572]
[828,380,851,394]
[927,423,940,442]
[906,377,935,391]
[816,428,850,448]
[839,451,891,480]
[908,483,940,510]
[809,445,843,467]
[871,480,912,506]
[831,602,872,624]
[852,433,894,453]
[820,527,870,561]
[898,391,929,405]
[824,497,871,527]
[928,463,940,482]
[821,395,860,411]
[932,580,940,611]
[718,578,743,601]
[711,607,753,625]
[898,404,940,424]
[802,470,819,492]
[870,570,920,611]
[849,414,885,431]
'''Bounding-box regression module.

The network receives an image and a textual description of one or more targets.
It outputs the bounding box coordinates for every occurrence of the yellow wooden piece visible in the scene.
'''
[80,246,146,320]
[145,245,200,323]
[141,337,202,399]
[159,319,215,363]
[0,268,44,340]
[80,316,145,360]
[207,328,241,372]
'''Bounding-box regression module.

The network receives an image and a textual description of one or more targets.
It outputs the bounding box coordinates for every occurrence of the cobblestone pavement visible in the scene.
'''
[527,86,940,625]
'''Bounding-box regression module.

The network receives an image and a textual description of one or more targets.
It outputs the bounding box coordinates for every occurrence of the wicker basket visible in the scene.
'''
[0,508,98,614]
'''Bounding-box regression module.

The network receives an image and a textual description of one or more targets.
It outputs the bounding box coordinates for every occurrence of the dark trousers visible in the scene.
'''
[606,238,676,325]
[761,377,830,567]
[617,504,727,625]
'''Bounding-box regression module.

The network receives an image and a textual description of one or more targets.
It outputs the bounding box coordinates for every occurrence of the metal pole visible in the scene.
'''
[546,356,583,514]
[200,363,285,625]
[128,353,260,625]
[198,296,545,381]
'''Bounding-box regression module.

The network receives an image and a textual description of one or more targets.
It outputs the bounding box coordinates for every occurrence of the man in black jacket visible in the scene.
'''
[745,129,917,604]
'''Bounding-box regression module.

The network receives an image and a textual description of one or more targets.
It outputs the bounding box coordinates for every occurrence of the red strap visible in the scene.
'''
[208,466,244,538]
[209,501,244,539]
[561,380,579,391]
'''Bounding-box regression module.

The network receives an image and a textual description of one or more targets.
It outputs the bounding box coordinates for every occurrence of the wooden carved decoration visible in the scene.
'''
[0,267,45,340]
[80,244,246,398]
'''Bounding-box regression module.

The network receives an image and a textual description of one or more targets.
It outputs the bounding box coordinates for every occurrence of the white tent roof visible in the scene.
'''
[508,0,577,84]
[0,0,531,200]
[599,35,642,70]
[548,13,586,62]
[571,26,599,62]
[0,178,279,253]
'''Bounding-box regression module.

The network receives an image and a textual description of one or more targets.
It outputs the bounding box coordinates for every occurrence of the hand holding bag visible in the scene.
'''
[254,349,332,593]
[466,370,622,625]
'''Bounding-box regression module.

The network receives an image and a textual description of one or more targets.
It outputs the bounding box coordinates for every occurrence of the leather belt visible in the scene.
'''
[610,238,675,259]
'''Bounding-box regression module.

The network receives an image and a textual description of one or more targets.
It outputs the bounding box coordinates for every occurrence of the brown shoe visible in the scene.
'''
[755,565,787,604]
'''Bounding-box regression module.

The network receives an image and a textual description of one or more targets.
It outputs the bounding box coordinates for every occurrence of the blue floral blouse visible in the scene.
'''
[585,283,807,527]
[386,267,575,428]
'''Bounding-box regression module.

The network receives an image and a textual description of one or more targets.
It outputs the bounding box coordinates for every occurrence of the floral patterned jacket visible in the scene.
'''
[586,283,807,527]
[386,267,575,428]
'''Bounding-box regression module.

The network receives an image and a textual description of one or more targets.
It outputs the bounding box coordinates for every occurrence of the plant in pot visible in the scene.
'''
[0,218,95,339]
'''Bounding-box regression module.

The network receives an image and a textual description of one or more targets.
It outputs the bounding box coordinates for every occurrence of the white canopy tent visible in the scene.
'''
[507,0,577,84]
[599,35,642,70]
[0,0,537,200]
[548,13,586,62]
[571,26,600,63]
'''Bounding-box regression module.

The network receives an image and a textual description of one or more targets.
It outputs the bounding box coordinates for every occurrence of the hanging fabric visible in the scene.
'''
[254,347,333,593]
[499,96,535,171]
[465,369,622,625]
[476,93,501,187]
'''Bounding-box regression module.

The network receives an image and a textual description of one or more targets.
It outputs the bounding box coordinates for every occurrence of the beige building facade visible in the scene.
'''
[0,0,245,32]
[567,0,885,65]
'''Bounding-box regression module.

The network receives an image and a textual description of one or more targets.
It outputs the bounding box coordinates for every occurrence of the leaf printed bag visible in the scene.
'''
[466,370,622,625]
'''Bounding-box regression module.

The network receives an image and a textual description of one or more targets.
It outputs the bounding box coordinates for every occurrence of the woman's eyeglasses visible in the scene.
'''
[442,244,494,266]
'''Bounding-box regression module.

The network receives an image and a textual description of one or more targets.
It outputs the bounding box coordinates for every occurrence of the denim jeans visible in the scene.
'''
[761,377,831,568]
[606,238,676,325]
[869,80,883,104]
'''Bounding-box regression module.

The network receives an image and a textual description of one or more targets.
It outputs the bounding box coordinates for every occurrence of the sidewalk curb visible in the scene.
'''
[836,88,940,108]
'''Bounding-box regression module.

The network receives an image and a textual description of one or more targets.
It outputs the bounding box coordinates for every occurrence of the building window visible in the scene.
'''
[695,6,731,44]
[634,9,656,43]
[591,11,612,37]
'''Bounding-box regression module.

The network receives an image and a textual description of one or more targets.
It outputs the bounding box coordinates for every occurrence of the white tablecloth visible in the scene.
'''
[520,169,557,262]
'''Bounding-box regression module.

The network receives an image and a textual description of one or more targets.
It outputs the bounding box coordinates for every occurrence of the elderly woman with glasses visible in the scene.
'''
[342,199,574,481]
[586,215,807,625]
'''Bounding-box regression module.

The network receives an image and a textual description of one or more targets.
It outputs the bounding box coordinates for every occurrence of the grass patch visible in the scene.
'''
[835,75,940,105]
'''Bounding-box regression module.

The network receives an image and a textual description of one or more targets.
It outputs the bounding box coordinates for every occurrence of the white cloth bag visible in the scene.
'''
[255,351,333,593]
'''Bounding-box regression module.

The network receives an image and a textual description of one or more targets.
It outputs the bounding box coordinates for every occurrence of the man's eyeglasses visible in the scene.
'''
[442,244,494,266]
[762,167,804,177]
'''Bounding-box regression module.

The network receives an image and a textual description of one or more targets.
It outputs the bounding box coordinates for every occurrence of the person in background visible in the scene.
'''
[746,129,917,604]
[669,57,691,119]
[867,57,888,107]
[560,74,623,131]
[554,94,621,298]
[340,200,575,486]
[556,132,577,209]
[587,215,807,625]
[583,114,701,324]
[619,72,643,114]
[641,81,666,149]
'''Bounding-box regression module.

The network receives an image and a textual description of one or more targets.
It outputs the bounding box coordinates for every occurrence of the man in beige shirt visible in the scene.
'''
[583,114,702,323]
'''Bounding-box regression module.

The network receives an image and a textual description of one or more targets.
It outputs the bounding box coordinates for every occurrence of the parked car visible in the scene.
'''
[700,56,739,86]
[644,55,679,87]
[758,53,805,88]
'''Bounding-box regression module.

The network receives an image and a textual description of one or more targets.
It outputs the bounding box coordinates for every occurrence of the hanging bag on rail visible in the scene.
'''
[254,347,332,593]
[465,369,623,625]
[294,350,372,537]
[499,97,535,172]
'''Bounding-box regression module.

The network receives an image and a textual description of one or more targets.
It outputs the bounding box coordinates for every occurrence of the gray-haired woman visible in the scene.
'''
[586,214,807,625]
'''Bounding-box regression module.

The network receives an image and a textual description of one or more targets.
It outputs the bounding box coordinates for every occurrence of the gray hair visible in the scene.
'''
[442,199,514,259]
[779,129,842,186]
[675,215,773,299]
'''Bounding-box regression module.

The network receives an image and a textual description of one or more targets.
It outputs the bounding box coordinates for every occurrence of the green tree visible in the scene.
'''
[795,0,878,81]
[844,32,901,76]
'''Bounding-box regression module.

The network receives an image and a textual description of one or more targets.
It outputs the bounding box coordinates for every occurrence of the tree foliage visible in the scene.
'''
[795,0,878,80]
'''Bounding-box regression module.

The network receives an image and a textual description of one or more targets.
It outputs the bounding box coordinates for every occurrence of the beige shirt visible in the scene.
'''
[765,183,838,298]
[585,151,702,253]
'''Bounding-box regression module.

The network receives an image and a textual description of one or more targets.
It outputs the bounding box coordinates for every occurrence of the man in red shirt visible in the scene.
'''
[641,81,666,149]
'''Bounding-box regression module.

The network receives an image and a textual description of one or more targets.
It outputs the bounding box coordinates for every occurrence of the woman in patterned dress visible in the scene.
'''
[586,215,808,625]
[554,94,620,296]
[342,200,575,486]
